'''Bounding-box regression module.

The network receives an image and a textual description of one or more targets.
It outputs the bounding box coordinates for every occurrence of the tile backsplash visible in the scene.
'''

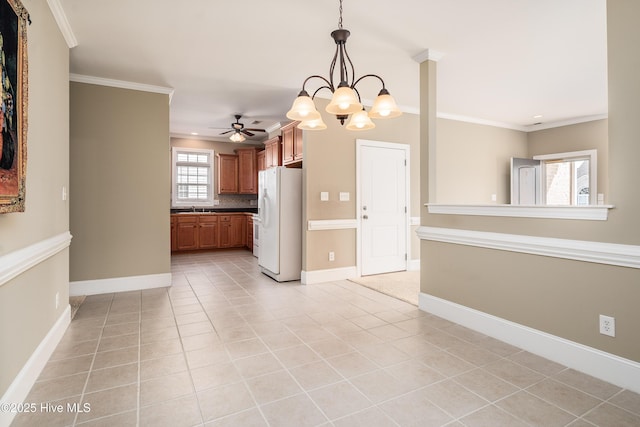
[216,194,258,208]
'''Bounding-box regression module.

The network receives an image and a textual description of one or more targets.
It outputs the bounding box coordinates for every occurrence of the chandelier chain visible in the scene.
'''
[338,0,343,29]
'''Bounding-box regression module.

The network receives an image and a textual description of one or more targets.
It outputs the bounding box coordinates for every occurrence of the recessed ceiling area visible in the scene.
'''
[58,0,608,141]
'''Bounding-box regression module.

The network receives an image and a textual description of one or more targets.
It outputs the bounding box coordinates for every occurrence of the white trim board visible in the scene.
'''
[70,74,175,103]
[426,204,613,221]
[417,226,640,269]
[0,305,70,427]
[0,231,72,287]
[307,219,357,231]
[70,273,172,296]
[301,267,357,285]
[46,0,78,48]
[419,293,640,394]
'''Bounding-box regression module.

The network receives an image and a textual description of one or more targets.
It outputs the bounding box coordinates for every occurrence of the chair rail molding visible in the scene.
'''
[0,231,72,287]
[426,203,614,221]
[417,226,640,269]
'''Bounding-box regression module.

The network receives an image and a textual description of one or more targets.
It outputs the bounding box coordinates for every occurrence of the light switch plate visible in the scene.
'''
[320,192,329,201]
[339,192,350,202]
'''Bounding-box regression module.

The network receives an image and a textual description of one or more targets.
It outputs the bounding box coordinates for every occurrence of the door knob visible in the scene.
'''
[363,206,367,211]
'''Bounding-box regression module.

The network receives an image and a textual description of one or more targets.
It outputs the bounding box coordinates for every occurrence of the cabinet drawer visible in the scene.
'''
[218,215,231,222]
[199,215,218,224]
[176,216,197,224]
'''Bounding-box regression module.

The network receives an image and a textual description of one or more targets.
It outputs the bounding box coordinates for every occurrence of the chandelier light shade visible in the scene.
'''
[287,0,401,131]
[229,132,245,142]
[369,89,402,119]
[346,109,375,131]
[298,117,328,130]
[325,86,362,115]
[286,91,321,121]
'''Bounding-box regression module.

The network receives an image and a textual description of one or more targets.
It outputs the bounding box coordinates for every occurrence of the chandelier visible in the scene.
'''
[286,0,402,131]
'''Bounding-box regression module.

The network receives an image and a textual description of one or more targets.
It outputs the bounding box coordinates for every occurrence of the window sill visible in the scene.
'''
[426,204,614,221]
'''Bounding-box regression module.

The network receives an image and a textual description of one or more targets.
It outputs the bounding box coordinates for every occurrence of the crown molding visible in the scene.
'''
[69,74,175,103]
[413,49,445,63]
[46,0,78,48]
[523,114,609,132]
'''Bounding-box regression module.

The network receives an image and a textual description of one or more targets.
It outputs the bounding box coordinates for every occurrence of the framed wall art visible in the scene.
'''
[0,0,28,213]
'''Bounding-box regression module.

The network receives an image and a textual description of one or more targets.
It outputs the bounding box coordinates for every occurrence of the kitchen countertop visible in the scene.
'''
[171,208,258,214]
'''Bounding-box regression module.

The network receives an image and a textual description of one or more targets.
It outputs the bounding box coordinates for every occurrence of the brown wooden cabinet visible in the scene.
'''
[247,215,253,250]
[281,121,303,166]
[172,213,248,252]
[171,216,177,252]
[176,216,198,251]
[257,150,266,172]
[198,215,219,249]
[217,153,239,194]
[236,148,258,194]
[219,214,247,248]
[263,136,282,169]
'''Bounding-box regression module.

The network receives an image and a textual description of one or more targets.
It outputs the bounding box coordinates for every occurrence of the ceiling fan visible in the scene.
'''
[219,115,266,141]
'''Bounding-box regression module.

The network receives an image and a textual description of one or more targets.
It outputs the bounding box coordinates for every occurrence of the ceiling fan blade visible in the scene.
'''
[244,128,266,132]
[219,130,233,135]
[241,130,255,137]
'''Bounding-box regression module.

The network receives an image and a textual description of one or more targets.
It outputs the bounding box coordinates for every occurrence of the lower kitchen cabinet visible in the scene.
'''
[171,216,177,252]
[198,215,219,249]
[219,214,246,248]
[172,213,248,251]
[176,216,198,251]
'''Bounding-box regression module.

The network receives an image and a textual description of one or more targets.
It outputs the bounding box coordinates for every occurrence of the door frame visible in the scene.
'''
[356,139,411,277]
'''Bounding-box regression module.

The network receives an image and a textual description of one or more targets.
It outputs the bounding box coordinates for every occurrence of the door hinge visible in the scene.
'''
[404,206,407,213]
[405,253,407,260]
[404,159,407,166]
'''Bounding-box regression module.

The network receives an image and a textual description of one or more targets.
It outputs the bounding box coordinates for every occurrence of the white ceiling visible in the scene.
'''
[58,0,608,142]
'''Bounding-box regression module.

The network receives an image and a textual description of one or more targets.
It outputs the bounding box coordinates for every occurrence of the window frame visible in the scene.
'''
[533,149,597,206]
[171,147,215,208]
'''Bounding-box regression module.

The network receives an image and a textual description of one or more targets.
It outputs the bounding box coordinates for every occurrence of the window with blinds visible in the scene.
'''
[171,147,215,208]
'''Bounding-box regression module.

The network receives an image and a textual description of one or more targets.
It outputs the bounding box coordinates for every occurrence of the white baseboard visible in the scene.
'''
[0,305,71,427]
[301,266,357,285]
[419,292,640,394]
[408,259,420,271]
[70,273,172,296]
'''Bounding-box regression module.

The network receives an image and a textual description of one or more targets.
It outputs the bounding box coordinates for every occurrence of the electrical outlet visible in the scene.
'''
[328,251,335,261]
[599,314,615,337]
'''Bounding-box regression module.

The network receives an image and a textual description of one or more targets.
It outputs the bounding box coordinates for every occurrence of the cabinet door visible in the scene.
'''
[229,215,247,247]
[236,148,257,194]
[293,126,303,161]
[198,216,219,249]
[282,125,295,164]
[217,154,239,194]
[176,217,198,250]
[218,216,231,248]
[171,216,177,252]
[247,216,253,250]
[257,150,265,171]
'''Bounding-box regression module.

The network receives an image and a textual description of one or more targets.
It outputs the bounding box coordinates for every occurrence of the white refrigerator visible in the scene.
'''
[258,167,303,282]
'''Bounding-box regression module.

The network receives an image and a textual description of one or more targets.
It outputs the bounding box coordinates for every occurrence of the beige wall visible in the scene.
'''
[70,83,170,281]
[436,119,528,204]
[0,0,69,396]
[527,119,609,203]
[303,98,421,271]
[420,1,640,362]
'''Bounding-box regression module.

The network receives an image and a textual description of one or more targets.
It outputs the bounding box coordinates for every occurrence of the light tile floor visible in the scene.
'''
[11,250,640,427]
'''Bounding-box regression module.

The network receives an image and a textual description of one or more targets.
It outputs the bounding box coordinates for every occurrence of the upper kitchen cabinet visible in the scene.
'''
[281,121,302,167]
[217,153,239,194]
[257,150,266,171]
[263,136,282,169]
[236,147,259,194]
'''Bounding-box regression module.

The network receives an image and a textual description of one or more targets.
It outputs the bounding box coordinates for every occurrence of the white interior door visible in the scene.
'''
[359,142,408,276]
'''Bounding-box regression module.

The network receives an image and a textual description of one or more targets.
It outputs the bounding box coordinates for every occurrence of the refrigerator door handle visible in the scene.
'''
[261,189,269,227]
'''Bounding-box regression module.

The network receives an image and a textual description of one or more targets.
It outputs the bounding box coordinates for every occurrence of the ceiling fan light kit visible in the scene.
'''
[219,114,266,142]
[286,0,401,131]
